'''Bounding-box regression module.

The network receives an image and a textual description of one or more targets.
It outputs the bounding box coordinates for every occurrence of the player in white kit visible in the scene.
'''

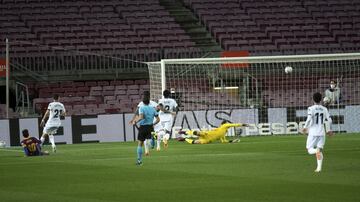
[40,94,66,153]
[301,92,333,172]
[156,90,178,150]
[129,91,158,156]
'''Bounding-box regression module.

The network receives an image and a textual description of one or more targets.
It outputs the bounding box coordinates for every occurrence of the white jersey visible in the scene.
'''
[46,101,65,127]
[304,104,332,136]
[158,98,178,121]
[137,100,158,109]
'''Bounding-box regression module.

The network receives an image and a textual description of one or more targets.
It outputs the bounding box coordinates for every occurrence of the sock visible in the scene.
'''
[157,131,162,150]
[48,135,56,148]
[316,152,323,170]
[150,138,155,149]
[147,139,151,151]
[307,148,317,155]
[137,146,143,162]
[40,136,45,145]
[144,139,148,153]
[144,139,151,154]
[164,133,170,143]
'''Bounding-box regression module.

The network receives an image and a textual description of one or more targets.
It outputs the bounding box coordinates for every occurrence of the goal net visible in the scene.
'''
[147,53,360,136]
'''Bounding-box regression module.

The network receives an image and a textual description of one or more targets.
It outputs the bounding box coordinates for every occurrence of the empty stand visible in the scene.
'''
[31,79,150,116]
[0,0,196,57]
[184,0,360,54]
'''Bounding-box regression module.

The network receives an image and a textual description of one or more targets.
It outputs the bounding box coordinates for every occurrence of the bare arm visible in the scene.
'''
[325,109,333,136]
[129,107,140,124]
[132,113,144,125]
[154,116,160,125]
[301,109,312,134]
[40,109,50,127]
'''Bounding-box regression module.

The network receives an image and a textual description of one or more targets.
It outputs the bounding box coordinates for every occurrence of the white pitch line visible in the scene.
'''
[0,148,23,153]
[0,147,358,166]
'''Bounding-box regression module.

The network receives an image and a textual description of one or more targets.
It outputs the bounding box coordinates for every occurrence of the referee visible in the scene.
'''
[132,94,160,165]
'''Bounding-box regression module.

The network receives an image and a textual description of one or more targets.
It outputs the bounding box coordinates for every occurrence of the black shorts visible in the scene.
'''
[137,125,154,141]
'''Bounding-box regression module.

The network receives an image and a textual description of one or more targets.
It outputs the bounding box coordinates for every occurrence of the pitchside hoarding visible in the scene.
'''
[0,106,359,146]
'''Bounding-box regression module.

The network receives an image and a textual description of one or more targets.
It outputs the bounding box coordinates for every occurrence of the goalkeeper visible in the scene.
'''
[184,121,248,144]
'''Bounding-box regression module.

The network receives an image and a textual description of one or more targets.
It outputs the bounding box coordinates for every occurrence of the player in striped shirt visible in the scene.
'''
[21,129,49,156]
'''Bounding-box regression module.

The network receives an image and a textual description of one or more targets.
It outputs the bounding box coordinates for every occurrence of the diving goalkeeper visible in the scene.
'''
[184,121,248,144]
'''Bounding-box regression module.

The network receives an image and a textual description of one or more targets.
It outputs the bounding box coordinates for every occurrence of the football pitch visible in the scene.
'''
[1,134,360,202]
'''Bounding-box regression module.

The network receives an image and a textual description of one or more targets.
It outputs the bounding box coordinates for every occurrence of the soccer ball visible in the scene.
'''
[323,97,331,104]
[0,141,6,148]
[285,66,293,74]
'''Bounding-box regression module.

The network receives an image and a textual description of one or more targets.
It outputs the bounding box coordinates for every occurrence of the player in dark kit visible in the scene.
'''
[21,129,48,156]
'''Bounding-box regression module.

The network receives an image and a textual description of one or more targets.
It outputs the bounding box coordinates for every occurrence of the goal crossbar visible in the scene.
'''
[147,52,360,65]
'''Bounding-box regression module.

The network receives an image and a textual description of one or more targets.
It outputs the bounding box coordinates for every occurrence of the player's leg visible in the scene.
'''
[315,136,326,172]
[47,127,58,153]
[144,125,153,156]
[185,131,204,144]
[150,136,155,149]
[144,139,150,155]
[34,144,48,156]
[306,135,317,154]
[185,138,208,144]
[35,144,42,156]
[163,132,170,148]
[49,128,58,152]
[162,121,172,148]
[136,140,144,165]
[136,126,146,165]
[153,123,163,151]
[156,130,165,151]
[306,135,322,172]
[185,138,194,144]
[40,127,48,146]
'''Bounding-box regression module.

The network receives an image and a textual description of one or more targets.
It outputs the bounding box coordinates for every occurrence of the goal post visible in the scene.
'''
[147,53,360,135]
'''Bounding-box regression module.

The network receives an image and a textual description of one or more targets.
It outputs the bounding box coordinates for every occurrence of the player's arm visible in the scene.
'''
[40,109,50,127]
[171,100,179,116]
[223,123,248,129]
[61,107,66,116]
[21,143,30,157]
[133,106,147,124]
[129,107,140,124]
[133,113,144,124]
[325,109,333,136]
[301,108,312,134]
[154,115,160,126]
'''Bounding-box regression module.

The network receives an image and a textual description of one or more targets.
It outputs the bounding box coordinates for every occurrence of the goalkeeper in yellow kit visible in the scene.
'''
[184,121,248,144]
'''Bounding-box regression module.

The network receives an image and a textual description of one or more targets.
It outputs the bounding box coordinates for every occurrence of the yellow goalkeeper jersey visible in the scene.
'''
[192,123,243,143]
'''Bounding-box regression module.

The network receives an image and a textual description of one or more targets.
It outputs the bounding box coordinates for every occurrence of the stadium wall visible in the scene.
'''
[1,106,360,146]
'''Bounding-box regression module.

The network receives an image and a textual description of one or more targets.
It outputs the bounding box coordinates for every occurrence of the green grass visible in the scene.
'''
[1,134,360,202]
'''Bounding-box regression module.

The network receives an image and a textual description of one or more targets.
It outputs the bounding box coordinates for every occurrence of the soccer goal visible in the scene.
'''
[147,53,360,135]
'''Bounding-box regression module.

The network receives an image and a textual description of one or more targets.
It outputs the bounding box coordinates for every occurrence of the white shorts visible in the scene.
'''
[159,120,172,132]
[154,123,162,133]
[43,126,59,135]
[306,135,325,149]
